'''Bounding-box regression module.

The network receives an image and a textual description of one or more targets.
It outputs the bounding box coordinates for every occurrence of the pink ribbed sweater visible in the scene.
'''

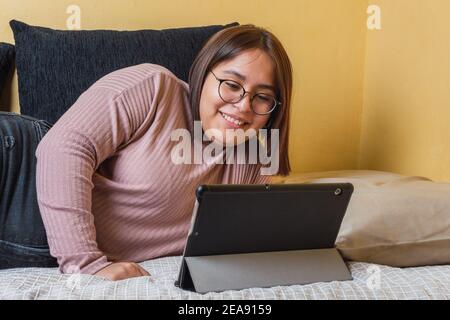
[35,63,273,274]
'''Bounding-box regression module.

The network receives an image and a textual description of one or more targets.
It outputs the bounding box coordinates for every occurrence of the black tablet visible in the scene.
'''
[175,183,354,292]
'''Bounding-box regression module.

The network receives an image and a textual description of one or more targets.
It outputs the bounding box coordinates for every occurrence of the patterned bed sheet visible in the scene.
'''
[1,256,449,300]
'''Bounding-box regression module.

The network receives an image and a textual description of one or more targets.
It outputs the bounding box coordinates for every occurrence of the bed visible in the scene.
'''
[1,170,449,300]
[1,256,449,300]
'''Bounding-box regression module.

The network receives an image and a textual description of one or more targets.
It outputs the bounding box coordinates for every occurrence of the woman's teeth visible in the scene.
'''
[221,112,245,126]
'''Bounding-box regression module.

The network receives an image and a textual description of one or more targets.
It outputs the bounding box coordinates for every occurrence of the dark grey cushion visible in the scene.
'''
[0,42,15,97]
[10,20,238,124]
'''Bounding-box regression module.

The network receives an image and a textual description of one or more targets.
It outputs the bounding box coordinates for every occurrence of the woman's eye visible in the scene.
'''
[224,81,241,91]
[256,94,271,102]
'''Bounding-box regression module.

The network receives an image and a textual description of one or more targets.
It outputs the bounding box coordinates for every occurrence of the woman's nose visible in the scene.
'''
[234,94,252,113]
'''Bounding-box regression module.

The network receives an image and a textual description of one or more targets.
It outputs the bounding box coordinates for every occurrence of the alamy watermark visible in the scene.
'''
[367,4,382,30]
[170,121,279,176]
[366,265,381,290]
[66,4,81,30]
[65,265,82,291]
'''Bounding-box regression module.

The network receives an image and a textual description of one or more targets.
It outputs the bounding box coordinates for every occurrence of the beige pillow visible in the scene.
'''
[282,170,450,267]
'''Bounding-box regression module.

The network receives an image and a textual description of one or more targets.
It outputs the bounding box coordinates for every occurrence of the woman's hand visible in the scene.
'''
[94,262,151,281]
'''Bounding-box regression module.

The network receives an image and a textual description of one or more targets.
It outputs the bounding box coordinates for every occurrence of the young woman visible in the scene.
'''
[0,24,292,281]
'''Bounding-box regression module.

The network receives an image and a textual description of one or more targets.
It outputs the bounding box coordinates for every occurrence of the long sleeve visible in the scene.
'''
[35,66,166,274]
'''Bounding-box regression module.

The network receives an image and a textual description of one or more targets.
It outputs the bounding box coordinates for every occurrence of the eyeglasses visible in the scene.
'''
[210,71,281,115]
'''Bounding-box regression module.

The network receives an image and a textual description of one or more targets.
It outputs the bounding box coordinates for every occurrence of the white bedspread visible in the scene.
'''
[1,256,449,300]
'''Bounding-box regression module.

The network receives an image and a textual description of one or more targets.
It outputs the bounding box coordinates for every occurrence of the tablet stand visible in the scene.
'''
[176,247,352,293]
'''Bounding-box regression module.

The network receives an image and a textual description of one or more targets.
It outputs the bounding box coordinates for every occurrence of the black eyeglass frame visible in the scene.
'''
[210,71,281,115]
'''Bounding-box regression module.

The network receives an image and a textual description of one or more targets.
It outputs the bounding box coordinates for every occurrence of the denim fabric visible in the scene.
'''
[0,111,57,269]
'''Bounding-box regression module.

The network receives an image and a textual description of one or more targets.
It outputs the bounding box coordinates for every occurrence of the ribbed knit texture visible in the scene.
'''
[35,63,273,274]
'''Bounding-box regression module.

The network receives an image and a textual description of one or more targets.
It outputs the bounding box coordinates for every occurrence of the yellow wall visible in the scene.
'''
[361,0,450,182]
[0,0,368,176]
[3,1,448,182]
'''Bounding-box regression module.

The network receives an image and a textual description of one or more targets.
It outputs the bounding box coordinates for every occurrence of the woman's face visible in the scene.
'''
[199,48,276,146]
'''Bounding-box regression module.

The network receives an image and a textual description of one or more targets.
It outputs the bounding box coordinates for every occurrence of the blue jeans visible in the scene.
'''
[0,111,58,269]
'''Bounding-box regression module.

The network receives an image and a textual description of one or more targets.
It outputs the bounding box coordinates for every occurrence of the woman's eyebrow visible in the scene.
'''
[222,69,276,92]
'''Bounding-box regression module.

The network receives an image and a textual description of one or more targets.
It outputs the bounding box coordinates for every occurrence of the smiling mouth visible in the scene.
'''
[219,111,248,127]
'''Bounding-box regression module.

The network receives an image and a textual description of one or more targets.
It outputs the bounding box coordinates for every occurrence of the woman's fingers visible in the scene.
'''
[131,262,151,277]
[94,261,151,281]
[136,264,151,277]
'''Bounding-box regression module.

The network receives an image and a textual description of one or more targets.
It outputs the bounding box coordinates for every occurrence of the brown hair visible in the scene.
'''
[188,24,293,176]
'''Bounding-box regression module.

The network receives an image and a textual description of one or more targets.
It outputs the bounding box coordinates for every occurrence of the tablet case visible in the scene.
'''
[175,183,354,293]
